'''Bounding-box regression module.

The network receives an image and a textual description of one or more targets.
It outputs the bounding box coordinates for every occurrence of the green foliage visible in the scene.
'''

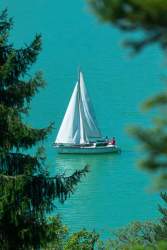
[64,229,99,250]
[41,216,68,250]
[102,221,157,249]
[156,241,167,250]
[0,9,88,250]
[88,0,167,53]
[127,85,167,189]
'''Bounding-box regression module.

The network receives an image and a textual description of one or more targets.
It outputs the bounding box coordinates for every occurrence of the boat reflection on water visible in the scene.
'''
[55,152,119,176]
[53,152,124,233]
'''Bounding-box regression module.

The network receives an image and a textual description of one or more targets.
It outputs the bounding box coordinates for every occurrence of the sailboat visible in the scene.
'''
[54,70,121,154]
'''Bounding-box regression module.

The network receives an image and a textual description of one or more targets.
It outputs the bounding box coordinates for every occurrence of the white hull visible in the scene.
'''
[55,145,121,154]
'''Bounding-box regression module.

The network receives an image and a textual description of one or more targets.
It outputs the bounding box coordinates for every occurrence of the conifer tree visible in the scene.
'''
[0,9,88,250]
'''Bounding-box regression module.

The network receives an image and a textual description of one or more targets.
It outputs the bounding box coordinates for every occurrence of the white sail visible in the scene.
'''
[55,71,102,144]
[55,82,81,144]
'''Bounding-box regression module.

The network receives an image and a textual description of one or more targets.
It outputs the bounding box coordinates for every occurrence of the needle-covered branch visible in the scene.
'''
[88,0,167,53]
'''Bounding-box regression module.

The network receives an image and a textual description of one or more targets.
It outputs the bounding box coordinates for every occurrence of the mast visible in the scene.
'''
[78,67,89,144]
[78,66,81,89]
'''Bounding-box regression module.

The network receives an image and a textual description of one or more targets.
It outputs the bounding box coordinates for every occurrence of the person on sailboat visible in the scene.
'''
[109,137,116,146]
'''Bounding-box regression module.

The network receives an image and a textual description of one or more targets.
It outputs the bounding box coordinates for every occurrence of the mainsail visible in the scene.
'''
[55,71,102,144]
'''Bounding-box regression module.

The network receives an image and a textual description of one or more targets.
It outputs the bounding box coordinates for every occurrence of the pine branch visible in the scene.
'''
[0,152,41,175]
[161,192,167,203]
[51,165,90,203]
[88,0,167,52]
[0,71,45,109]
[0,105,54,150]
[0,9,13,44]
[0,34,42,85]
[0,165,89,214]
[143,92,167,110]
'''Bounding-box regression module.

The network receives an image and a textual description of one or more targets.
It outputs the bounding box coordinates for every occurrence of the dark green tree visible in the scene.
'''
[0,9,88,250]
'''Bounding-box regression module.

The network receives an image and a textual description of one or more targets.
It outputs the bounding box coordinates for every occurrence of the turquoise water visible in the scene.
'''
[3,0,164,234]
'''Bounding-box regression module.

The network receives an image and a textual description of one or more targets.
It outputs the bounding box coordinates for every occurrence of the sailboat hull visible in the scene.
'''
[55,145,121,154]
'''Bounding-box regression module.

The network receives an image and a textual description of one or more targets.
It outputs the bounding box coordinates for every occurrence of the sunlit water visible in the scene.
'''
[3,0,163,234]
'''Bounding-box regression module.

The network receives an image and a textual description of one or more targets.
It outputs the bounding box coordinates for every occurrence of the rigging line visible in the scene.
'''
[78,70,88,144]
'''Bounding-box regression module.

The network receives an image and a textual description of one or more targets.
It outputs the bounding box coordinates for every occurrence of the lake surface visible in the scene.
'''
[3,0,163,234]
